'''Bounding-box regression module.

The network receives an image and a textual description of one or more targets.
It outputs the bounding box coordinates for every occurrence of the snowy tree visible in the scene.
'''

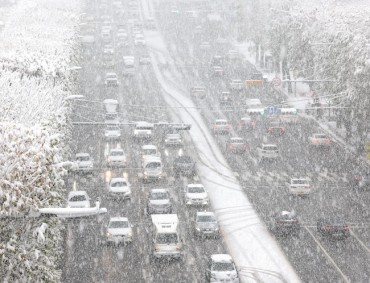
[0,0,82,281]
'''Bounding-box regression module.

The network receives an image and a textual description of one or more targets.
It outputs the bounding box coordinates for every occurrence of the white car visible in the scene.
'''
[75,153,93,173]
[104,125,121,140]
[133,121,154,140]
[206,254,240,283]
[164,133,182,147]
[256,144,279,162]
[309,133,332,146]
[184,184,209,206]
[106,217,133,245]
[107,148,127,167]
[105,72,119,87]
[67,191,90,208]
[134,34,146,46]
[108,177,131,199]
[246,98,262,108]
[141,144,161,159]
[230,79,244,90]
[289,178,311,196]
[139,56,151,65]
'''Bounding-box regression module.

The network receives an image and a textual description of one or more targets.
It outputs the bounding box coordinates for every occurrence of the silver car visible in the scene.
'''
[195,211,219,238]
[147,188,172,214]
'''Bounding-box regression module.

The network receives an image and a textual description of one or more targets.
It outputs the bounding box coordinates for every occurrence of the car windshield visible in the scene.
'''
[231,138,243,143]
[143,149,157,155]
[111,181,127,187]
[316,134,327,139]
[216,121,227,125]
[176,156,192,163]
[264,146,278,150]
[69,195,86,202]
[110,151,123,156]
[145,162,161,169]
[76,156,89,161]
[212,262,235,271]
[137,126,153,130]
[150,192,169,200]
[292,179,308,185]
[106,126,119,131]
[188,187,205,193]
[197,215,216,222]
[109,221,129,229]
[156,233,178,244]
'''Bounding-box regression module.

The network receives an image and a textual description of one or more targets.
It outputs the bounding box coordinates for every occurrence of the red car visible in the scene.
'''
[237,116,255,132]
[226,137,248,153]
[267,121,286,135]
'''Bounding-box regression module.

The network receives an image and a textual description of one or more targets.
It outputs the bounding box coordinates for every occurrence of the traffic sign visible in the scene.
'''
[267,105,278,115]
[271,77,281,87]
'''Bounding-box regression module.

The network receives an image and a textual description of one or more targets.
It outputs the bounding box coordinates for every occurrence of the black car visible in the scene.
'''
[317,216,350,239]
[173,155,196,177]
[270,211,300,236]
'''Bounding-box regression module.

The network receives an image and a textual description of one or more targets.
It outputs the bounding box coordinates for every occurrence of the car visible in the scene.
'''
[309,133,332,146]
[173,155,196,177]
[270,210,300,236]
[146,188,172,214]
[103,44,114,54]
[164,132,182,147]
[245,98,262,109]
[226,49,238,60]
[104,113,119,125]
[206,254,240,283]
[229,79,244,90]
[212,65,224,77]
[317,216,350,239]
[279,108,299,124]
[199,41,211,50]
[139,56,151,65]
[212,119,231,135]
[194,211,219,238]
[134,34,146,46]
[108,177,131,199]
[289,178,311,196]
[256,144,279,162]
[104,72,119,87]
[106,217,133,245]
[107,148,127,167]
[133,121,154,140]
[75,153,93,173]
[237,116,255,132]
[141,144,161,159]
[139,156,165,182]
[104,125,121,140]
[219,93,233,110]
[191,86,206,99]
[226,137,248,153]
[210,55,223,67]
[351,172,370,190]
[67,191,90,208]
[267,121,286,135]
[184,184,209,206]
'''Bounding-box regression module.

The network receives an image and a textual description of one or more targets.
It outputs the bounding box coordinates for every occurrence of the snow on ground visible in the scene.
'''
[146,30,301,283]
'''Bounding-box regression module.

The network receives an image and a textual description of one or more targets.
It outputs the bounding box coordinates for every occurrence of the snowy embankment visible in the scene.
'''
[145,30,301,282]
[0,0,81,282]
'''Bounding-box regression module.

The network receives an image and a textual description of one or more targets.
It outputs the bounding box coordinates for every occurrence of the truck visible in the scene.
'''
[103,99,119,125]
[151,214,183,260]
[123,56,135,76]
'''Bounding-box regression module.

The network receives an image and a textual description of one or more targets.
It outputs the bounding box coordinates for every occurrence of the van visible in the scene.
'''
[151,214,183,259]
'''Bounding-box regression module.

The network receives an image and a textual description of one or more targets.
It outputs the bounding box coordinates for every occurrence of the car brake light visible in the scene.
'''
[243,144,248,149]
[324,226,333,230]
[228,144,234,149]
[268,127,272,131]
[355,175,362,181]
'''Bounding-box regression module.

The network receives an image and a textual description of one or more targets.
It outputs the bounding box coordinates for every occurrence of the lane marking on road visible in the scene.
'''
[350,228,370,256]
[304,226,350,283]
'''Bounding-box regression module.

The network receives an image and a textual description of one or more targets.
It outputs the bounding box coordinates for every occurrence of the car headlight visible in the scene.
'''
[195,227,201,231]
[107,232,111,237]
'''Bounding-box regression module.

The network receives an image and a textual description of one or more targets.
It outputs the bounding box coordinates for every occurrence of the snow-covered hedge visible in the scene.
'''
[0,0,82,281]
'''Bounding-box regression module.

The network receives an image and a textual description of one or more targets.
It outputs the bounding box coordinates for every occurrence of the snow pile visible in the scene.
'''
[0,0,82,282]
